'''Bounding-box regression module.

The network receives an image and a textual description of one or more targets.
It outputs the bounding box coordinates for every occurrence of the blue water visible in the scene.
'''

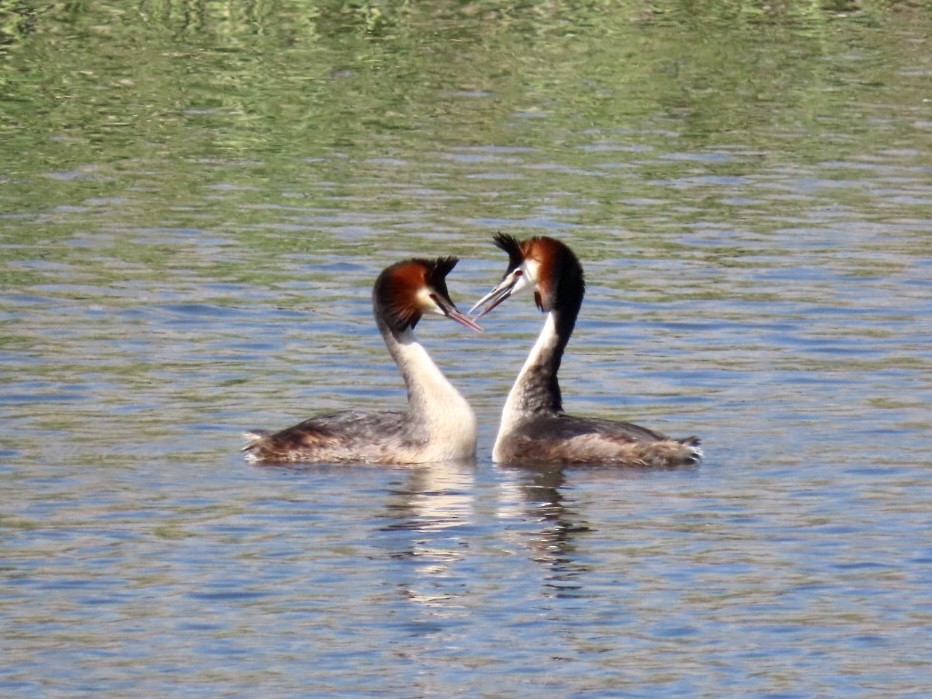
[3,5,932,696]
[2,195,929,695]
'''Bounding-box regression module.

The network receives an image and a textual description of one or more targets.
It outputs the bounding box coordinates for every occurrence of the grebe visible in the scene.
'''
[244,257,481,464]
[471,234,702,467]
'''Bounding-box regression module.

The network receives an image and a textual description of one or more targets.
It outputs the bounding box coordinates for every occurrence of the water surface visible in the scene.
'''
[1,2,930,697]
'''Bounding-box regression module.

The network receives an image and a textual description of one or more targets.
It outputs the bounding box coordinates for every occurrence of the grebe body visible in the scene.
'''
[244,257,480,465]
[472,235,701,467]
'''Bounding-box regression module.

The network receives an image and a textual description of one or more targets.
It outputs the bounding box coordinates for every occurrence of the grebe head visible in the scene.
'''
[470,234,584,318]
[374,257,483,334]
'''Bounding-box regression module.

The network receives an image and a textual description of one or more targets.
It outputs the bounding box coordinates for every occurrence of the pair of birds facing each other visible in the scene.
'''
[243,235,702,468]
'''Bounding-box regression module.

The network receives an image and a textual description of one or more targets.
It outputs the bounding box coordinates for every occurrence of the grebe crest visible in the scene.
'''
[243,257,481,465]
[472,234,701,468]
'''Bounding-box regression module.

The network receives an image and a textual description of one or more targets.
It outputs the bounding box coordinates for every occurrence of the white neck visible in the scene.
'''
[495,312,560,456]
[388,327,477,460]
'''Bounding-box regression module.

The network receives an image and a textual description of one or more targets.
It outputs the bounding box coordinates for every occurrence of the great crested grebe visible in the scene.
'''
[244,257,481,465]
[471,234,702,467]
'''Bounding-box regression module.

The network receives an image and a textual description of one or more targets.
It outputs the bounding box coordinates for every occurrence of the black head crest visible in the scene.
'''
[424,256,458,289]
[492,233,524,273]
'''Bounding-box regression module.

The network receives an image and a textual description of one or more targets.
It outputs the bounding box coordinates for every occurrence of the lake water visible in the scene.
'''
[1,3,930,697]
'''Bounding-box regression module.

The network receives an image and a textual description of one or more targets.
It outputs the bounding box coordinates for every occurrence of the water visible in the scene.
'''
[2,2,931,697]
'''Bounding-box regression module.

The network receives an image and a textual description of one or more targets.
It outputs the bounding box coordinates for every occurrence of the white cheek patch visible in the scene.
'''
[512,259,539,296]
[522,258,541,282]
[509,273,530,296]
[415,287,443,315]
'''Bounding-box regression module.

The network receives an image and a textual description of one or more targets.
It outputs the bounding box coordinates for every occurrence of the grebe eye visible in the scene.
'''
[513,270,523,277]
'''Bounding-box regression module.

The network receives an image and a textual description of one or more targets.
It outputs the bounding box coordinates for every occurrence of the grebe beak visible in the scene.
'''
[433,294,484,332]
[469,274,520,319]
[446,307,484,332]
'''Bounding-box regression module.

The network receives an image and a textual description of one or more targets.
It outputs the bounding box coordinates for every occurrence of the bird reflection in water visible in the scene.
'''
[377,462,476,610]
[497,465,593,598]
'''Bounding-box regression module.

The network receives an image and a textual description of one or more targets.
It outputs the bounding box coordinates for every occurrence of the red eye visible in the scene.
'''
[514,270,523,277]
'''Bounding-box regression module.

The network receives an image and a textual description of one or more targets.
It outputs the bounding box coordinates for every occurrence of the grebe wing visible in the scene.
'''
[539,414,671,443]
[290,409,408,433]
[501,413,701,466]
[243,410,409,461]
[557,415,700,448]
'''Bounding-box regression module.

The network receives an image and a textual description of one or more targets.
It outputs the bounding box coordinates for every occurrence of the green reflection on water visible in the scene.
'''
[0,1,929,278]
